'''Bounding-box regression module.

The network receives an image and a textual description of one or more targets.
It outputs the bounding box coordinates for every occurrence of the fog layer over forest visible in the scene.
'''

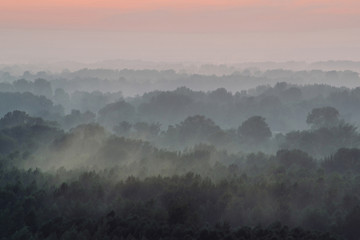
[1,65,360,239]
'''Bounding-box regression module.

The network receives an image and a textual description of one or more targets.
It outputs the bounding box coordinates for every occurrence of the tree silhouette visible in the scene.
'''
[306,106,340,129]
[238,116,271,143]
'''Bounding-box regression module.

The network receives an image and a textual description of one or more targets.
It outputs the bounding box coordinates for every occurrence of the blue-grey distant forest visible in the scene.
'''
[1,64,360,239]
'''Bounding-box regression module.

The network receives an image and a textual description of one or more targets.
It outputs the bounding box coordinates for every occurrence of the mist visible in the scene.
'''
[1,62,360,239]
[1,28,360,65]
[2,0,360,239]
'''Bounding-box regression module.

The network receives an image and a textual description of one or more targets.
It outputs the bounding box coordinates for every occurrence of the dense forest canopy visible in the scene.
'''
[1,66,360,239]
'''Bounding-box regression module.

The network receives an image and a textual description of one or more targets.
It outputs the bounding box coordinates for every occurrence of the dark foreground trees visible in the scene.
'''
[0,166,346,240]
[3,144,360,239]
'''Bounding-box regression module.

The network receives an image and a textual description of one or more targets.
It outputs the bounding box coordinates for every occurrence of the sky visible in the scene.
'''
[1,0,360,64]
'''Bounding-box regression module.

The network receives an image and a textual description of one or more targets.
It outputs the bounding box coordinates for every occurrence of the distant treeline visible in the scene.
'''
[0,67,359,95]
[1,69,360,239]
[1,77,360,131]
[2,79,360,156]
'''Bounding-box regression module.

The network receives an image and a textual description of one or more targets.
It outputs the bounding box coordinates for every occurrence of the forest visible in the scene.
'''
[1,68,360,239]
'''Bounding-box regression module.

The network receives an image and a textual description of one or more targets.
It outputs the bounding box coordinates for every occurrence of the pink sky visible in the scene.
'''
[1,0,359,32]
[1,0,359,63]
